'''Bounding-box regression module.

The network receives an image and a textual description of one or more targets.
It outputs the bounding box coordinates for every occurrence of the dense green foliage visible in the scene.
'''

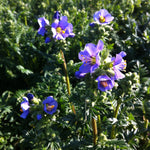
[0,0,150,149]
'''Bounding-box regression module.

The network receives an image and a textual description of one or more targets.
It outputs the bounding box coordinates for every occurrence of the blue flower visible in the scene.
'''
[43,96,58,115]
[37,114,42,120]
[51,16,75,40]
[53,11,60,20]
[96,75,115,91]
[75,71,86,79]
[78,40,104,74]
[45,37,51,43]
[20,97,30,119]
[112,51,126,80]
[38,17,49,36]
[27,93,34,101]
[92,9,114,25]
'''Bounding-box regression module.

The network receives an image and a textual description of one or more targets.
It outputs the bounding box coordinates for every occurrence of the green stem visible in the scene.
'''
[60,50,71,96]
[25,16,27,26]
[60,50,76,115]
[92,117,98,145]
[97,114,101,136]
[111,99,121,139]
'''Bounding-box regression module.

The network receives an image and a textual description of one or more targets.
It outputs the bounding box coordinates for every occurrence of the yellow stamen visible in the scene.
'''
[62,30,66,34]
[56,27,66,34]
[56,27,62,33]
[20,108,23,112]
[124,60,127,69]
[46,104,55,111]
[99,16,105,23]
[100,81,108,87]
[91,57,96,65]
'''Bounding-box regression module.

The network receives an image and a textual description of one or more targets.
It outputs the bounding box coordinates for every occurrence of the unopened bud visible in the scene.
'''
[32,97,40,104]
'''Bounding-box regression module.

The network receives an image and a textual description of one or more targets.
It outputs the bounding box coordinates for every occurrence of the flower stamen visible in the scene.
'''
[100,81,108,87]
[99,16,105,23]
[124,60,127,69]
[20,108,23,112]
[56,27,62,33]
[91,57,96,65]
[46,104,55,111]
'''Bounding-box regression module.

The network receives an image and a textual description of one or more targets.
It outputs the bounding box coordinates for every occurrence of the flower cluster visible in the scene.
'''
[38,11,75,43]
[74,9,126,92]
[20,94,58,120]
[37,9,126,92]
[75,43,126,91]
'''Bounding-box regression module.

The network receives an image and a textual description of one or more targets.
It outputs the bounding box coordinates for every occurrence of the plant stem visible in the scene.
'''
[97,114,101,136]
[92,117,98,145]
[60,50,76,115]
[111,99,121,139]
[60,50,71,96]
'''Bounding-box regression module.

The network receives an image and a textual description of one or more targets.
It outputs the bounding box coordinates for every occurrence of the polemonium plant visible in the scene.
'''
[51,16,75,40]
[111,51,127,80]
[43,96,58,115]
[20,97,30,119]
[38,17,49,36]
[96,75,115,91]
[90,9,114,26]
[76,40,104,75]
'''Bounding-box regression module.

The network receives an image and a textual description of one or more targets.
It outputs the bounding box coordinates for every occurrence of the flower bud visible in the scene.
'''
[32,97,40,105]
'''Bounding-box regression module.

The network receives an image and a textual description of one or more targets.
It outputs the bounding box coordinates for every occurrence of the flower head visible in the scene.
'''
[75,71,86,79]
[51,16,75,40]
[38,17,49,36]
[43,96,58,115]
[53,11,60,20]
[112,51,126,80]
[78,40,104,74]
[27,93,34,101]
[20,97,30,119]
[96,75,115,91]
[37,114,42,120]
[93,9,114,25]
[45,37,51,43]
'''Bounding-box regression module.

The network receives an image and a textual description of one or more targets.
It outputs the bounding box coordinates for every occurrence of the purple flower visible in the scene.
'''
[43,96,58,115]
[51,16,75,40]
[112,51,126,80]
[93,9,114,25]
[75,71,86,79]
[53,11,60,20]
[20,97,30,119]
[89,22,95,27]
[45,37,51,43]
[96,75,115,91]
[78,40,104,74]
[38,17,49,36]
[27,93,34,101]
[37,114,42,120]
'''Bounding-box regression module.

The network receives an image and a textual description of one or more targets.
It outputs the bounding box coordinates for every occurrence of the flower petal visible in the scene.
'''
[75,71,86,79]
[84,43,97,56]
[20,110,29,119]
[38,17,49,27]
[90,63,99,73]
[79,62,91,73]
[119,51,126,57]
[100,9,109,17]
[114,68,125,80]
[61,16,68,22]
[79,50,90,61]
[51,22,59,28]
[38,27,46,36]
[45,37,51,43]
[105,15,114,23]
[96,40,104,52]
